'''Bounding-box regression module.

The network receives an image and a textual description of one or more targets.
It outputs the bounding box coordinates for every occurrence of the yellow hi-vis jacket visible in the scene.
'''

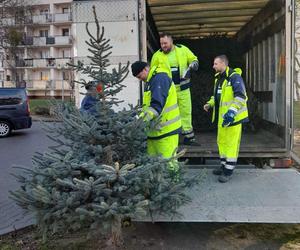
[141,66,181,139]
[150,44,198,91]
[207,67,248,126]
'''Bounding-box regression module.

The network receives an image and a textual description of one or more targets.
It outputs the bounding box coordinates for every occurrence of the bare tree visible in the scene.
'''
[0,0,32,87]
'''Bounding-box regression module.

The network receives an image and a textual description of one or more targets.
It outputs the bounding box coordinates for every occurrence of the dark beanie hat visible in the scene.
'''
[131,61,148,77]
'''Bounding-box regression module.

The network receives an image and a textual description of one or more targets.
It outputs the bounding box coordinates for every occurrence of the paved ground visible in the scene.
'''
[2,121,300,238]
[0,122,54,235]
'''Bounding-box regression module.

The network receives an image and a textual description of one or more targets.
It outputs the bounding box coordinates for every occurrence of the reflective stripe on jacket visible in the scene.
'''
[207,67,248,126]
[150,44,198,91]
[141,66,181,139]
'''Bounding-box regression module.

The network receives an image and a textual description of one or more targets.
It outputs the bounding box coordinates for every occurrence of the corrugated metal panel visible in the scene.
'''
[147,0,270,38]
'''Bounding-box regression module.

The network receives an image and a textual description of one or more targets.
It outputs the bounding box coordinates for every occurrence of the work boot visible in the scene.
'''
[212,166,224,176]
[183,137,200,146]
[218,174,232,183]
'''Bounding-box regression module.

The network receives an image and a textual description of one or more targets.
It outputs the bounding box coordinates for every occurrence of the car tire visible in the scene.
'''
[0,120,12,137]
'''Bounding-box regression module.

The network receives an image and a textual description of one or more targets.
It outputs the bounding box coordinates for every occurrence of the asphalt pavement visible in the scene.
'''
[0,121,54,235]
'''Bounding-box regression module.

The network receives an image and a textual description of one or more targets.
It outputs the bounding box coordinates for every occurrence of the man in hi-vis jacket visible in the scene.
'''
[204,55,249,183]
[151,33,198,145]
[131,61,181,171]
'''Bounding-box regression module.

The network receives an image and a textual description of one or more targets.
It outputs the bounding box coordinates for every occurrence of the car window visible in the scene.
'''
[0,89,25,106]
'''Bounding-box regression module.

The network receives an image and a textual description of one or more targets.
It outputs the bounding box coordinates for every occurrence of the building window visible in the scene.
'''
[40,71,49,81]
[39,50,49,59]
[40,9,49,15]
[62,49,70,58]
[39,30,49,37]
[62,8,69,14]
[63,71,69,80]
[6,75,10,81]
[62,28,69,36]
[47,58,55,66]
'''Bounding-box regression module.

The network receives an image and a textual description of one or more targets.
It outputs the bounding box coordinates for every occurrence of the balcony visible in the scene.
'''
[3,60,27,68]
[16,60,27,67]
[26,80,71,91]
[33,58,56,67]
[1,11,72,26]
[46,37,55,45]
[21,36,72,47]
[54,36,73,46]
[55,80,71,90]
[31,14,52,24]
[21,37,46,46]
[56,58,72,68]
[26,80,47,90]
[22,37,33,46]
[53,13,72,23]
[16,58,71,68]
[33,37,47,46]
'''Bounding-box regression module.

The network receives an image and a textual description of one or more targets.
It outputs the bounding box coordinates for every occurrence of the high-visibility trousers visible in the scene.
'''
[176,88,194,138]
[147,134,179,171]
[217,124,242,173]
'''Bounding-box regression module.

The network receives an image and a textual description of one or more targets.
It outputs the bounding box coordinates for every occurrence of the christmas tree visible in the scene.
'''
[10,6,200,245]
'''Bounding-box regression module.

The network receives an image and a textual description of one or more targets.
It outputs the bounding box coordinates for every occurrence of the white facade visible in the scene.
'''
[72,0,141,109]
[1,0,142,104]
[2,0,74,97]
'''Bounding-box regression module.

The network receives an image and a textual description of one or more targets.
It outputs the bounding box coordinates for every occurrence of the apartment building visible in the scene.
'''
[1,0,74,98]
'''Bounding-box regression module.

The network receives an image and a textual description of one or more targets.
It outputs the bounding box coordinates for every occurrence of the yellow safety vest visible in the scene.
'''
[207,67,248,126]
[150,44,198,91]
[142,66,181,138]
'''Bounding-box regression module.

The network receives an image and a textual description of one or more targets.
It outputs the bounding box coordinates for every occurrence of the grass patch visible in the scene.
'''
[294,101,300,128]
[29,99,74,116]
[29,99,52,116]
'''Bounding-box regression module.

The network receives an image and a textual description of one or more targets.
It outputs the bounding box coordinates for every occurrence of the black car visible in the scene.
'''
[0,88,32,137]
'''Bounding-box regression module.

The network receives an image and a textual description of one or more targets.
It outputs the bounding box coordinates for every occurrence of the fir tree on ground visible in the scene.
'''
[10,6,200,246]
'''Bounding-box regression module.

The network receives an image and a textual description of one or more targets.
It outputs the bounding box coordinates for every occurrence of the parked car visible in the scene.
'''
[0,88,32,137]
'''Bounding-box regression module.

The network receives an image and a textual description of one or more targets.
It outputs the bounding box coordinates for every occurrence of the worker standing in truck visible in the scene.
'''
[203,55,249,183]
[151,33,199,145]
[131,61,181,170]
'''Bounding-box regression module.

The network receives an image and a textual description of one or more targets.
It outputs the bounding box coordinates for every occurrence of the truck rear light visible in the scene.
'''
[270,158,293,168]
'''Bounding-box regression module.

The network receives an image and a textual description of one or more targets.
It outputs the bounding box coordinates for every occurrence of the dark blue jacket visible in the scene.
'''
[146,72,181,139]
[80,94,98,114]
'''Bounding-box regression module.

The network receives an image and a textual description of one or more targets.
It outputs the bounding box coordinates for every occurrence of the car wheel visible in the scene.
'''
[0,121,12,137]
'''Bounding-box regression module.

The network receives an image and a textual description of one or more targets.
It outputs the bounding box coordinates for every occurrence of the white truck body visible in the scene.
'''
[72,0,300,161]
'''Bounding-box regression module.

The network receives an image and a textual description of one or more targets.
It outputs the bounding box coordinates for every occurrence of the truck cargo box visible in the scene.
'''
[145,0,298,159]
[73,0,299,161]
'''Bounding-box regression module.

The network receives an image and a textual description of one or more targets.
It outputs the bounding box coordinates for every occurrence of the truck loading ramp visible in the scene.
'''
[141,168,300,223]
[2,168,300,236]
